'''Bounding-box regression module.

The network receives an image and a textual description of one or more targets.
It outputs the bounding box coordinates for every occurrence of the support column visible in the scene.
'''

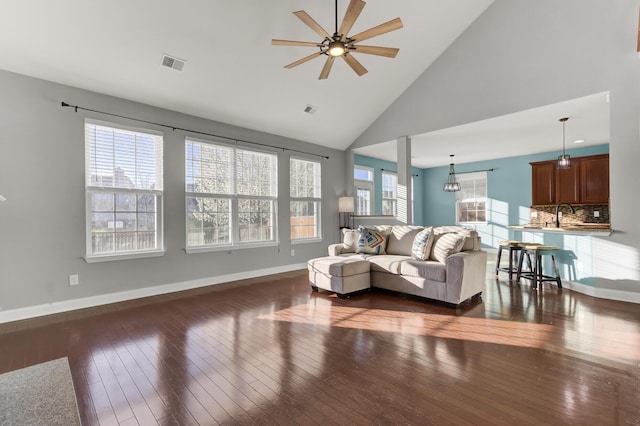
[397,136,412,224]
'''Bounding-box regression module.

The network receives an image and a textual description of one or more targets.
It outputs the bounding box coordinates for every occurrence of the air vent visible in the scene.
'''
[161,54,185,71]
[304,104,318,114]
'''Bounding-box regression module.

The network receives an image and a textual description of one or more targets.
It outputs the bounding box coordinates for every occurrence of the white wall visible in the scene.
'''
[0,70,345,318]
[351,0,640,297]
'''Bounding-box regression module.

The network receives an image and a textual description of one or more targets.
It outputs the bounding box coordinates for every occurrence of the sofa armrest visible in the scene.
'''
[444,250,488,305]
[328,243,345,256]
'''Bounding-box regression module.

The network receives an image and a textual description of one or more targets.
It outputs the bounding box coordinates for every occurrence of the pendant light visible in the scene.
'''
[557,117,571,169]
[443,155,461,192]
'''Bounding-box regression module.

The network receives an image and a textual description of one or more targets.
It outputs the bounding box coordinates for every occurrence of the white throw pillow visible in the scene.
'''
[430,233,466,263]
[342,228,359,253]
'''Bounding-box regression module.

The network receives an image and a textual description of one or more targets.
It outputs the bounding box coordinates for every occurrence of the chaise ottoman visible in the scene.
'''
[307,256,370,298]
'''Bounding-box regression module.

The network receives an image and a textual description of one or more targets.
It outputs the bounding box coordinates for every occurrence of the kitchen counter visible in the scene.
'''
[508,224,612,236]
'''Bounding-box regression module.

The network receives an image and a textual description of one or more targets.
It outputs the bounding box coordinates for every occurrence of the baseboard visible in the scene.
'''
[0,263,308,324]
[564,280,640,304]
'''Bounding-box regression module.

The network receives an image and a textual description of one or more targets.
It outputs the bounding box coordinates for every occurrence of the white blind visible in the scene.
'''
[290,158,321,198]
[236,148,278,197]
[85,121,163,191]
[456,171,487,202]
[185,141,233,194]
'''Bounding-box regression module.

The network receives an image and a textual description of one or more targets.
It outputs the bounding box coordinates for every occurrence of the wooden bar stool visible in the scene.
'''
[495,240,523,281]
[516,245,562,290]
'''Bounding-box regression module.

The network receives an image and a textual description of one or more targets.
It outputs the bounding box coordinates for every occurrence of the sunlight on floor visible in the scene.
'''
[258,304,554,349]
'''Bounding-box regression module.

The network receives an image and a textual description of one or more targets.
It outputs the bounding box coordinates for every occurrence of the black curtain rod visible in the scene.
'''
[60,102,330,160]
[380,168,419,176]
[457,168,495,174]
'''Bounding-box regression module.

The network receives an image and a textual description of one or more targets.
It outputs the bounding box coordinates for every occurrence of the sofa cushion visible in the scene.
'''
[430,232,466,263]
[433,226,480,251]
[308,257,370,277]
[356,226,389,255]
[367,255,408,274]
[401,259,447,282]
[341,228,359,253]
[411,227,435,260]
[386,226,424,256]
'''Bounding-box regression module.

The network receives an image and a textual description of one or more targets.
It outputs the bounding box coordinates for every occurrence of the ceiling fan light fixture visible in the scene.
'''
[328,40,346,57]
[272,0,402,79]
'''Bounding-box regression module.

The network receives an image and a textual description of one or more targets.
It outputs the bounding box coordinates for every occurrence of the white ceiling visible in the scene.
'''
[0,0,493,151]
[354,91,611,168]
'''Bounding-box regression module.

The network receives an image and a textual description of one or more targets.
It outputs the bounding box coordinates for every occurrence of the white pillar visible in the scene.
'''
[396,136,412,224]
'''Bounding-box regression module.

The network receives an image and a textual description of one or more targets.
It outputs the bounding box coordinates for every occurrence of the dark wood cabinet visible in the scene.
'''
[531,161,556,205]
[580,154,609,203]
[530,154,609,205]
[556,161,581,204]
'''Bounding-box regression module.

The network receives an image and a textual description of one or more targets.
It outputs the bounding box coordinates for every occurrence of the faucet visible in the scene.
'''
[555,203,575,228]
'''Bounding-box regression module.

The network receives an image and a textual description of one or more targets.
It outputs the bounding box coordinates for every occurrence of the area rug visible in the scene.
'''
[0,357,81,425]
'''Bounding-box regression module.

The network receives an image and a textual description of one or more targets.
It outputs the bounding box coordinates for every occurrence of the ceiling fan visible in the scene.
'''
[272,0,403,80]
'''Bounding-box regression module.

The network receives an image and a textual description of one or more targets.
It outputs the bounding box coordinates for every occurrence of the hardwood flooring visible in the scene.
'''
[1,267,639,425]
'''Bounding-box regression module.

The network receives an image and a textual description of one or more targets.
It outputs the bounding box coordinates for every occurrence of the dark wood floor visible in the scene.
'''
[1,267,640,425]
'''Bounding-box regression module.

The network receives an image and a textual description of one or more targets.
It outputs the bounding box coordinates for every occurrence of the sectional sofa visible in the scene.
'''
[307,225,487,306]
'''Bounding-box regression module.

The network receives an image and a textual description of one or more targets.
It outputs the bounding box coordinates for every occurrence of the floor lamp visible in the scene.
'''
[338,196,355,231]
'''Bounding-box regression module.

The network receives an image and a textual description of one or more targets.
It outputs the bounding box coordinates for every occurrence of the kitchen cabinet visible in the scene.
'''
[580,154,609,203]
[530,154,609,205]
[556,161,581,204]
[531,161,556,205]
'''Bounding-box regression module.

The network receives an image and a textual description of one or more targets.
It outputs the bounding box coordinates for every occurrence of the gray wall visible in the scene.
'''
[0,70,345,313]
[351,0,640,296]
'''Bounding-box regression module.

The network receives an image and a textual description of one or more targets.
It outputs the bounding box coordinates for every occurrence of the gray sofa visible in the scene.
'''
[308,225,487,306]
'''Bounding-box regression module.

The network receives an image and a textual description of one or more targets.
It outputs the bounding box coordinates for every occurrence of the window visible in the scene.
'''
[85,120,164,261]
[354,166,374,215]
[290,157,322,240]
[354,166,374,181]
[381,172,398,216]
[456,172,487,224]
[185,138,278,250]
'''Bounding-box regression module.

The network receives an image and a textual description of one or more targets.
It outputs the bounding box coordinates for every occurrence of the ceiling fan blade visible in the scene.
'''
[284,51,324,69]
[339,0,366,39]
[350,17,403,43]
[343,54,368,76]
[319,56,336,80]
[272,39,323,47]
[293,10,331,39]
[351,45,399,58]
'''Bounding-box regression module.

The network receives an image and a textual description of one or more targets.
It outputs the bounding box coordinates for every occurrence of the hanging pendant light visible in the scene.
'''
[443,154,461,192]
[557,117,571,169]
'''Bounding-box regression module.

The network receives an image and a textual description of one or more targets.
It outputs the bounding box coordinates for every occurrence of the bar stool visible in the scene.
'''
[495,240,523,281]
[516,245,562,290]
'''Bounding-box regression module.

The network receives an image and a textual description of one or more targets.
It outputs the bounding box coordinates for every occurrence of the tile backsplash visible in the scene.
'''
[530,204,609,226]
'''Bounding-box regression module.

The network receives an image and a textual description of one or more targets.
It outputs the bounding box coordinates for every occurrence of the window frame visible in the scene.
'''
[289,155,322,243]
[354,165,374,215]
[84,119,165,263]
[455,171,488,225]
[185,137,279,253]
[381,171,398,216]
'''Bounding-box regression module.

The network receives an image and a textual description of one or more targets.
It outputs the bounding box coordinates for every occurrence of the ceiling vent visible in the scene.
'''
[161,54,185,71]
[304,104,318,114]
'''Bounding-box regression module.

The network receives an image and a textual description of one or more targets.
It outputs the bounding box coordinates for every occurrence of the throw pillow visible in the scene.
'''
[342,228,359,253]
[411,227,435,260]
[430,232,466,263]
[356,226,388,255]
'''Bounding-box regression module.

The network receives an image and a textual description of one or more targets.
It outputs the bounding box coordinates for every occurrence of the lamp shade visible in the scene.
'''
[338,196,354,213]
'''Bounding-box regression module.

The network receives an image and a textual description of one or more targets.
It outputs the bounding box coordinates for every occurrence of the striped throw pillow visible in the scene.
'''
[411,227,435,260]
[430,232,466,263]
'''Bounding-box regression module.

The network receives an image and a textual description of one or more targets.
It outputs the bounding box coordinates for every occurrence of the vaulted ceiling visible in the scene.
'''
[0,0,494,151]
